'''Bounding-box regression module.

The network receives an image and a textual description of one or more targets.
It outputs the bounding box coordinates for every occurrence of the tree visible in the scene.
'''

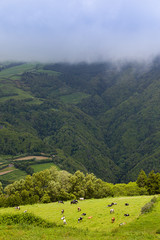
[0,182,3,195]
[136,170,147,188]
[146,170,160,195]
[69,170,86,198]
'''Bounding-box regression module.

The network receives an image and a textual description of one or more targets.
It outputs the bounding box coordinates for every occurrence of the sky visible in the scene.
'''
[0,0,160,62]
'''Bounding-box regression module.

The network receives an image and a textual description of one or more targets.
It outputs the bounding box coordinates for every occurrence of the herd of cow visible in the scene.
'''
[58,199,130,226]
[15,199,130,226]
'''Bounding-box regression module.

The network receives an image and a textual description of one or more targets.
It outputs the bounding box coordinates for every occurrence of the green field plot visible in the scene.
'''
[0,83,42,104]
[0,169,27,182]
[36,69,60,76]
[0,63,36,78]
[32,163,58,173]
[60,92,90,104]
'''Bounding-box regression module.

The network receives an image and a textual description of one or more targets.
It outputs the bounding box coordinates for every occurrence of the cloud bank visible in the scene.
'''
[0,0,160,62]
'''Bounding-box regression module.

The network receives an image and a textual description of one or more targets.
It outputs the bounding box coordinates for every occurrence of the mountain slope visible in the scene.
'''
[1,60,160,182]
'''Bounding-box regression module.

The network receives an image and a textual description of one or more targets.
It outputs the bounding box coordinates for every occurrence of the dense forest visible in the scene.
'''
[1,58,160,183]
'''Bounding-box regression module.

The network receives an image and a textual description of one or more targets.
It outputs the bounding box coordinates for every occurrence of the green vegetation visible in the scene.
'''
[32,163,58,173]
[0,166,155,208]
[0,195,159,239]
[1,60,160,184]
[60,92,90,104]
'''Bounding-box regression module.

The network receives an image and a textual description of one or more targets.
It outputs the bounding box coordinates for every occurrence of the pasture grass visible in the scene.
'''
[0,64,36,78]
[0,169,26,182]
[36,69,60,76]
[32,163,58,173]
[0,195,159,239]
[60,92,90,104]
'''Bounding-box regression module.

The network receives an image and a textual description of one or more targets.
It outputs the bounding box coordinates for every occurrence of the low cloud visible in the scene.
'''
[0,0,160,62]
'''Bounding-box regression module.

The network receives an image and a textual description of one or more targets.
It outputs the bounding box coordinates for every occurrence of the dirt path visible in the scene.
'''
[14,156,51,161]
[0,170,15,175]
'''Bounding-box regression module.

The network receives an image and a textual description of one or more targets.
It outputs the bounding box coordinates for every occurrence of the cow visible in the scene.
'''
[79,197,84,200]
[107,204,113,207]
[81,213,86,216]
[78,207,81,212]
[63,219,67,224]
[78,217,83,223]
[71,200,78,204]
[61,209,64,214]
[110,209,114,214]
[61,216,65,220]
[88,216,93,219]
[58,200,64,204]
[119,222,126,226]
[111,217,115,223]
[107,202,117,207]
[124,214,129,216]
[15,206,20,210]
[125,203,129,206]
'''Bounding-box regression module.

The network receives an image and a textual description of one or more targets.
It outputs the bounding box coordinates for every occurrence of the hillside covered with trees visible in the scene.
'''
[0,58,160,183]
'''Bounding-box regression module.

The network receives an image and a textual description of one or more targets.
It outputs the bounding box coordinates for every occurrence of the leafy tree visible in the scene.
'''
[0,182,3,195]
[146,170,160,195]
[136,170,148,188]
[69,170,86,198]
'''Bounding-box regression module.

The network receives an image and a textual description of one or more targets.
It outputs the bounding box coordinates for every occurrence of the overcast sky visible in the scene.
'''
[1,0,160,62]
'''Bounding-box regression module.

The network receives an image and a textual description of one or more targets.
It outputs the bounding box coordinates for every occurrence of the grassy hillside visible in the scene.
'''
[0,195,159,239]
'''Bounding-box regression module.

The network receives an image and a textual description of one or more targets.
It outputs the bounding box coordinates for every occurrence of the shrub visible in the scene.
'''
[141,201,154,214]
[156,229,160,234]
[150,196,157,203]
[0,213,56,228]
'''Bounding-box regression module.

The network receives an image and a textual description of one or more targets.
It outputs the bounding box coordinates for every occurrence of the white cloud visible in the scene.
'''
[0,0,160,62]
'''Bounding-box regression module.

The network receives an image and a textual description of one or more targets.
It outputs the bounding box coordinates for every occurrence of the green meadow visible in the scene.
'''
[0,63,36,79]
[0,195,159,240]
[60,92,90,104]
[32,163,59,173]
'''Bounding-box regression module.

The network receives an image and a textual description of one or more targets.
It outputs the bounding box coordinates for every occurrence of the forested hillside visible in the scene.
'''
[0,58,160,183]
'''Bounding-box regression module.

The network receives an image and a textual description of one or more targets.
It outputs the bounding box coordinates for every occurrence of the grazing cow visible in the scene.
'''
[107,202,117,207]
[24,210,27,213]
[119,222,126,226]
[78,217,83,223]
[61,209,64,214]
[125,203,129,206]
[71,200,78,204]
[78,207,81,212]
[110,209,114,214]
[111,217,115,223]
[124,214,129,217]
[107,204,113,207]
[81,213,86,216]
[88,216,93,219]
[79,198,84,200]
[15,206,20,210]
[61,216,65,220]
[63,219,67,224]
[58,200,64,204]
